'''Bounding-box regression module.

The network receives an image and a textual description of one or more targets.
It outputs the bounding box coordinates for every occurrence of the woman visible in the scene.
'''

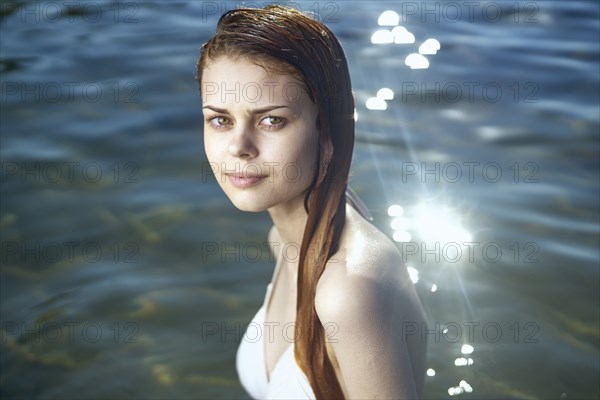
[197,5,427,399]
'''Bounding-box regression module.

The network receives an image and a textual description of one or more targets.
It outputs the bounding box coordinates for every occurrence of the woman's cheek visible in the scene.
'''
[204,137,223,162]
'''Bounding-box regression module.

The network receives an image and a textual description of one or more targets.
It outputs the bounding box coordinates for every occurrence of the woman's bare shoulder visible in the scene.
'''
[322,203,409,284]
[315,205,424,323]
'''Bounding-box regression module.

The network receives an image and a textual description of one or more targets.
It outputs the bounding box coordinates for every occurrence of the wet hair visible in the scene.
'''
[197,5,354,399]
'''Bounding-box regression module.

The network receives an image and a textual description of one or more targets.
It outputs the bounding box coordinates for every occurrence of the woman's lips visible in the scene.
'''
[226,174,267,188]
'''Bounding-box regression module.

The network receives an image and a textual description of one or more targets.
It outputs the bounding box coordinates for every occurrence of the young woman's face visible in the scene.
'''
[201,56,319,212]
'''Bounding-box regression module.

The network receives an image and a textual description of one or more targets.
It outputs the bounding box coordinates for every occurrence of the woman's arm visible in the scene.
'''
[315,257,423,399]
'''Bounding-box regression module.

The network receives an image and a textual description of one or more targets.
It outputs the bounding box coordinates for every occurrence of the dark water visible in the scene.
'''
[1,1,598,399]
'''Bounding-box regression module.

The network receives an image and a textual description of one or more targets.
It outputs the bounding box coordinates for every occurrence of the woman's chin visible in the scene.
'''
[233,204,267,212]
[228,198,270,213]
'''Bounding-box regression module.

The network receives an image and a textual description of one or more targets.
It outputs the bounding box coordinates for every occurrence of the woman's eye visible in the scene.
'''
[261,116,286,129]
[207,116,230,129]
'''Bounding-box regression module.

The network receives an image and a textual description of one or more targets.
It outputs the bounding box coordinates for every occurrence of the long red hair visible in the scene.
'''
[197,5,355,399]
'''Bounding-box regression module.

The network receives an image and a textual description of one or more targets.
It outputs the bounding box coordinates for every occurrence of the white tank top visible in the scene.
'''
[235,282,316,399]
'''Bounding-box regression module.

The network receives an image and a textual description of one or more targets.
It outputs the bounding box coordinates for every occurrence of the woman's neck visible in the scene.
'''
[267,192,309,260]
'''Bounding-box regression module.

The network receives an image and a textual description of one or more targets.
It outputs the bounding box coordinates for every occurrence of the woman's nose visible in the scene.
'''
[228,124,258,159]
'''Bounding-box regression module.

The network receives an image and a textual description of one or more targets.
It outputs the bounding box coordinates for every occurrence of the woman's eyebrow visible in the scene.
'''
[201,105,294,114]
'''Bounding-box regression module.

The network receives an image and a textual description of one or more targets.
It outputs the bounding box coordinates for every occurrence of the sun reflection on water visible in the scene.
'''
[454,357,474,367]
[377,10,400,26]
[385,199,477,396]
[406,265,419,284]
[461,344,474,354]
[388,202,473,246]
[405,53,429,69]
[392,26,415,44]
[419,38,441,55]
[448,380,474,396]
[370,8,483,399]
[370,9,441,73]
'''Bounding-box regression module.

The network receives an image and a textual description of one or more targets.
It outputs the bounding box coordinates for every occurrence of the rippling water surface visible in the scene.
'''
[1,1,599,399]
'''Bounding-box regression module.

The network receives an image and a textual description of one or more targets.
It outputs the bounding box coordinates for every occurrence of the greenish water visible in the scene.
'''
[1,1,598,399]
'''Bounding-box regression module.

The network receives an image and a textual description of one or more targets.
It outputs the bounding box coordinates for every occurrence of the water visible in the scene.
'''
[1,1,598,399]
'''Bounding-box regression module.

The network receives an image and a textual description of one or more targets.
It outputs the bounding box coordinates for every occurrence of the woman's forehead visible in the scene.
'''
[201,57,311,107]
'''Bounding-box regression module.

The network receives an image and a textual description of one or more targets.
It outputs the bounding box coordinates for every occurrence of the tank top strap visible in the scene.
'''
[346,185,374,221]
